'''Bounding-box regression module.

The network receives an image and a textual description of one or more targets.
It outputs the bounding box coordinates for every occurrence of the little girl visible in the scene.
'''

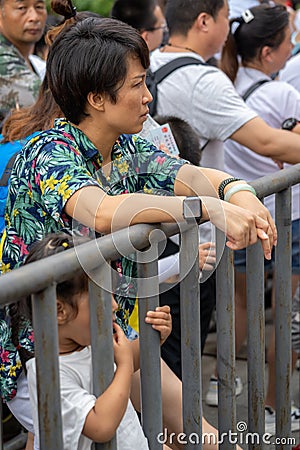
[11,232,172,450]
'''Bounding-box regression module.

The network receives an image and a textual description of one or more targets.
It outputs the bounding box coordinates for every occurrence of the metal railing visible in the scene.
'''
[0,164,299,450]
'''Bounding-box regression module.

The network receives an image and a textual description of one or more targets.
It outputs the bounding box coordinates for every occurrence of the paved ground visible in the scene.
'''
[202,308,300,449]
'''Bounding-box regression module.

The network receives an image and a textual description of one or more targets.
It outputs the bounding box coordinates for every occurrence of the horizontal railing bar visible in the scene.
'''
[250,163,300,198]
[0,165,299,305]
[0,223,181,304]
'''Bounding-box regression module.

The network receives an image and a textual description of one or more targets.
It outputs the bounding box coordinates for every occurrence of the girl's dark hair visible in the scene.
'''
[221,4,289,82]
[47,17,150,124]
[9,233,89,371]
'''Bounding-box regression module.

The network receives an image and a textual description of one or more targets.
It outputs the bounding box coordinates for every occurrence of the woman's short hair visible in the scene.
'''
[46,17,150,124]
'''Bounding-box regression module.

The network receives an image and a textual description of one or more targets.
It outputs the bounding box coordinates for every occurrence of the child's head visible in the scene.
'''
[153,114,202,166]
[9,233,89,362]
[25,233,89,320]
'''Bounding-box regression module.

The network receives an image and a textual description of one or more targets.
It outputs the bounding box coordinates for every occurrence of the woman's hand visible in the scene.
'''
[199,242,216,271]
[202,194,277,260]
[145,305,172,345]
[112,322,134,373]
[227,190,277,253]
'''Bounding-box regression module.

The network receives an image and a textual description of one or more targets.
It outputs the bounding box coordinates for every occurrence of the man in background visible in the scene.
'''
[0,0,47,124]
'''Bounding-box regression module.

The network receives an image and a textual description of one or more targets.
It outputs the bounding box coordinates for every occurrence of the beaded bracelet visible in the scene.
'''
[224,184,257,202]
[218,177,242,200]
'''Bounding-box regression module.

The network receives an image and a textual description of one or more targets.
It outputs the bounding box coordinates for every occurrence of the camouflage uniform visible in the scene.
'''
[0,33,41,123]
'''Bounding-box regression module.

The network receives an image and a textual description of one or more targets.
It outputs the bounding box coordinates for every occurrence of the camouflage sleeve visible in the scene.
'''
[0,41,41,122]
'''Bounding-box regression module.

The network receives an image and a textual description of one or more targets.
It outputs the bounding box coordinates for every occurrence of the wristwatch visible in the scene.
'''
[281,117,299,131]
[183,197,202,224]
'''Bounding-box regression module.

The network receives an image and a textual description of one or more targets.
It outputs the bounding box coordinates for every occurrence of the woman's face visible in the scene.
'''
[268,25,293,73]
[103,55,152,136]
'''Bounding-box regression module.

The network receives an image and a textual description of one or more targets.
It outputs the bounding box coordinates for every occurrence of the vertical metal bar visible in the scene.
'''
[247,241,265,448]
[89,264,116,450]
[180,225,203,450]
[216,229,236,450]
[137,241,162,450]
[32,284,63,450]
[275,189,292,450]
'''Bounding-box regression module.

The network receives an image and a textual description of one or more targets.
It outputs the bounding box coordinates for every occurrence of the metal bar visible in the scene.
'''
[32,284,63,450]
[180,225,203,450]
[250,163,300,198]
[0,224,181,305]
[137,239,162,450]
[275,189,292,450]
[246,241,265,448]
[216,230,236,450]
[89,264,116,450]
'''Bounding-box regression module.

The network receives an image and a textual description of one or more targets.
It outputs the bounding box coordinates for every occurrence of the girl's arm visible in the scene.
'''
[82,323,133,443]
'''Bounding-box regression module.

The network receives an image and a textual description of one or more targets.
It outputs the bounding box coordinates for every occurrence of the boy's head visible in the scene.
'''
[110,0,166,51]
[154,115,202,166]
[165,0,225,36]
[46,17,150,125]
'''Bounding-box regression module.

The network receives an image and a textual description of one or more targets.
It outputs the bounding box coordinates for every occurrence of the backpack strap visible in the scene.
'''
[153,56,206,84]
[147,56,206,117]
[0,151,19,187]
[242,79,270,101]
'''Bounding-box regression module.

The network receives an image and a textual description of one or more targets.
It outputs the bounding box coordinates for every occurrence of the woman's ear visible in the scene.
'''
[57,299,69,325]
[87,92,105,112]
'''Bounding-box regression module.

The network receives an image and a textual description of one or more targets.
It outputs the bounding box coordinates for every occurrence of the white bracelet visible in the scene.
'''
[224,184,257,202]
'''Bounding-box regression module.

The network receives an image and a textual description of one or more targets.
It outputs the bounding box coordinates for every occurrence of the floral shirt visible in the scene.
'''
[0,118,187,401]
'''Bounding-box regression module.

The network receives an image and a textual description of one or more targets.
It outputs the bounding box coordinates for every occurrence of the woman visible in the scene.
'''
[0,5,276,448]
[220,4,300,433]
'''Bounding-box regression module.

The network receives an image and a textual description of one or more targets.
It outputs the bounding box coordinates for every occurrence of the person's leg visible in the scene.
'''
[160,274,216,380]
[25,432,34,450]
[131,358,242,450]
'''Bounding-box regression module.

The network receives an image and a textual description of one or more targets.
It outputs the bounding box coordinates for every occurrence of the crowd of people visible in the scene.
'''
[0,0,299,449]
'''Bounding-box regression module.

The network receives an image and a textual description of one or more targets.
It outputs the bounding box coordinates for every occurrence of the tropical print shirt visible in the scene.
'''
[0,118,187,401]
[0,34,41,123]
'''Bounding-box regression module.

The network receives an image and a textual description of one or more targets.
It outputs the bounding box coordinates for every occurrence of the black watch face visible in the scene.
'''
[282,118,298,130]
[183,198,202,220]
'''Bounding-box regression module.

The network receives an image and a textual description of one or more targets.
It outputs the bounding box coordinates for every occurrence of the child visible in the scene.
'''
[13,232,172,450]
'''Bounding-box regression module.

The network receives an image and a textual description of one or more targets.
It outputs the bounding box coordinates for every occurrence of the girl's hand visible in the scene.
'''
[112,322,133,373]
[199,242,216,271]
[145,305,172,345]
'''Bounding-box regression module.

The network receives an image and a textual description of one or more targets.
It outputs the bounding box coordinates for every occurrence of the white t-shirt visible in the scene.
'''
[150,49,257,170]
[279,53,300,94]
[224,66,300,221]
[27,347,149,450]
